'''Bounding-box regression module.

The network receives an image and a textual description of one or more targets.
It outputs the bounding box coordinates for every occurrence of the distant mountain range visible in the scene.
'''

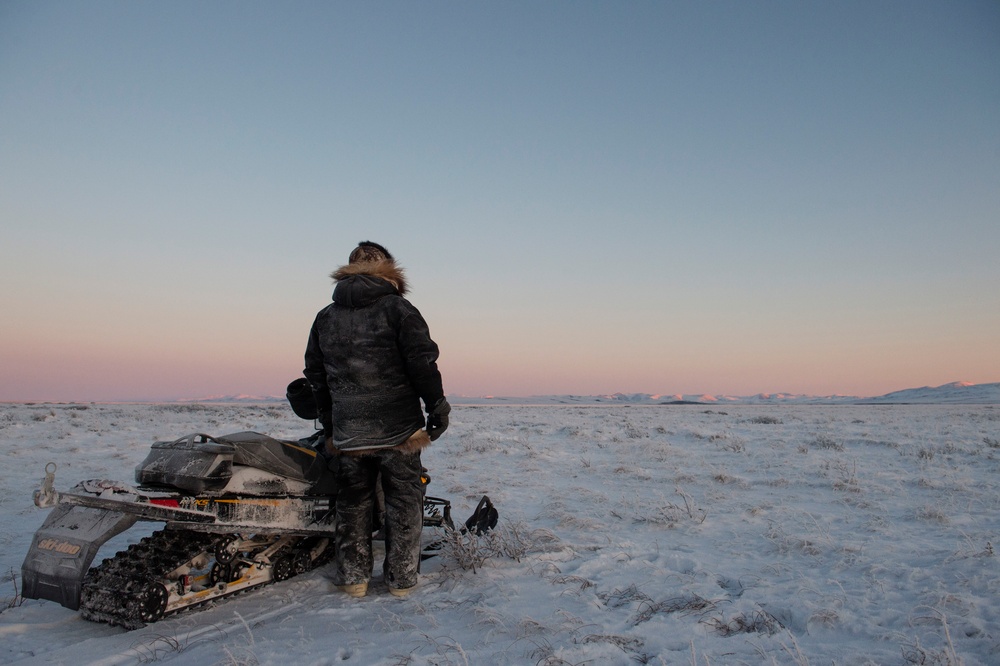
[850,381,1000,405]
[182,381,1000,405]
[450,381,1000,405]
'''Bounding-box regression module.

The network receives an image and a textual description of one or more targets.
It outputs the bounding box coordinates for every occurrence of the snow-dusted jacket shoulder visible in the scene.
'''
[303,259,444,453]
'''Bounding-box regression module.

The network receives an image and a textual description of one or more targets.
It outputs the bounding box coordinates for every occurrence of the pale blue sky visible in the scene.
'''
[1,1,998,401]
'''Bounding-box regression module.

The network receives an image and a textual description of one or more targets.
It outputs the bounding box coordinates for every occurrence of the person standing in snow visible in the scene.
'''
[303,241,450,598]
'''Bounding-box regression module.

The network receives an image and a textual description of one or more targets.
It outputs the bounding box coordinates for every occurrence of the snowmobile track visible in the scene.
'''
[78,529,329,630]
[81,530,210,629]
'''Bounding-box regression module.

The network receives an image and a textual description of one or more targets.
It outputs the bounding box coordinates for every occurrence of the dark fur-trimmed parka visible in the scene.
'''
[303,257,445,453]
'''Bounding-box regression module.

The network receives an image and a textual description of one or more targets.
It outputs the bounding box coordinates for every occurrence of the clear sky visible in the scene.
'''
[1,0,998,402]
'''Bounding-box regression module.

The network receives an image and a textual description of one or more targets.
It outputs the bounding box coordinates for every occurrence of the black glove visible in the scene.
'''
[426,398,451,441]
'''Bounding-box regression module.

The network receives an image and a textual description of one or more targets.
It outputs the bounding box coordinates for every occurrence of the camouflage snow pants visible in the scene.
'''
[334,447,423,590]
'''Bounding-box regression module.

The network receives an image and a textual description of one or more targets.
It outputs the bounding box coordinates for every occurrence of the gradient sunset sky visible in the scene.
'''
[1,1,998,402]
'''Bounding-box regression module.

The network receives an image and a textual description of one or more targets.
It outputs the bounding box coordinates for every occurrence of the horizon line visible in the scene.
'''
[4,380,996,405]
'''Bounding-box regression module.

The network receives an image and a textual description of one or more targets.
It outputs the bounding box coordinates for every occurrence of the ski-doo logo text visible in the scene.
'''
[37,538,82,556]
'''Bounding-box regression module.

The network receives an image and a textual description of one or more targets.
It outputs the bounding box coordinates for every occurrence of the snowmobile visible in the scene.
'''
[21,380,498,630]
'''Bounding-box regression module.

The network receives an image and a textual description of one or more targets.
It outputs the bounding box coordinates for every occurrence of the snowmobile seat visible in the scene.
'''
[135,432,334,495]
[219,431,331,490]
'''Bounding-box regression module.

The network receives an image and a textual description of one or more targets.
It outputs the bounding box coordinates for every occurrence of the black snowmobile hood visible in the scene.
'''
[332,274,398,309]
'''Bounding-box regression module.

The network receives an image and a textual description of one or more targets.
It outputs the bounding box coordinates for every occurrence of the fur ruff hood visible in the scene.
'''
[330,259,408,296]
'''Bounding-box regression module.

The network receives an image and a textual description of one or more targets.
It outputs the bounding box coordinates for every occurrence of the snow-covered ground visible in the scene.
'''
[1,402,999,665]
